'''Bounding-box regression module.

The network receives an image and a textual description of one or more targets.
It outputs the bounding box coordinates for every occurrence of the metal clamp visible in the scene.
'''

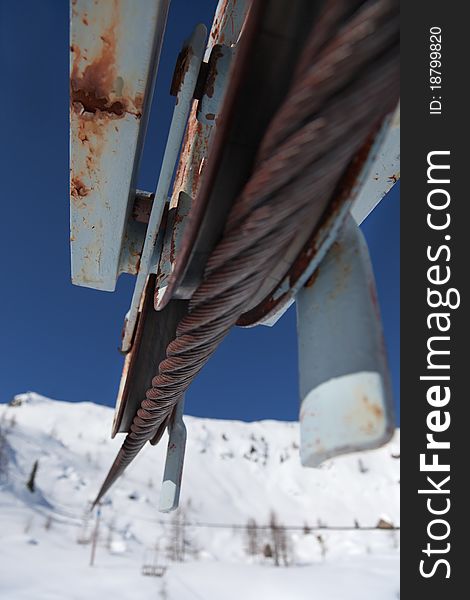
[121,24,207,352]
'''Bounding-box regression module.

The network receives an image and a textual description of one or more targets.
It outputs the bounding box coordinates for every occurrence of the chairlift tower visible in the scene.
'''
[70,0,400,512]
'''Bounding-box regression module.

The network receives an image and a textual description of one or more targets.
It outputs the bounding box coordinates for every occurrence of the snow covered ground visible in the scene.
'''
[0,393,400,599]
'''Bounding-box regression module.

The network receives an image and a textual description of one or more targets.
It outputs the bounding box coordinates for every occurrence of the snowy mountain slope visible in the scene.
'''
[0,393,400,599]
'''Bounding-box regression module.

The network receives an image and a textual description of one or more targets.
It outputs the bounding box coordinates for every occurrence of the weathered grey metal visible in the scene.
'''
[70,0,170,291]
[118,218,147,276]
[197,45,233,126]
[154,0,250,310]
[296,213,394,467]
[155,192,192,301]
[351,104,400,225]
[204,0,251,58]
[158,398,187,513]
[154,45,234,308]
[121,24,207,352]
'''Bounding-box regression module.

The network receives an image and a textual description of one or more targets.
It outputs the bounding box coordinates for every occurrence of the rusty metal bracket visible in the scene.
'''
[120,24,207,353]
[154,0,250,310]
[70,0,170,291]
[296,213,394,466]
[154,44,234,308]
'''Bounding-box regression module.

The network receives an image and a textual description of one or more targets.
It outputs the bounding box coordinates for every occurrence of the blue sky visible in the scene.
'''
[0,0,399,423]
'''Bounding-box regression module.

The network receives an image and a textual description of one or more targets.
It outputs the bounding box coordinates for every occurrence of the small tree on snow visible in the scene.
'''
[316,534,327,560]
[358,458,368,474]
[269,511,290,567]
[245,518,259,557]
[0,420,9,483]
[279,527,291,566]
[26,460,39,493]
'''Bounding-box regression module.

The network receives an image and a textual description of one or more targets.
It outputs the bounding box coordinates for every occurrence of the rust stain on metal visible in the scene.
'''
[210,0,235,46]
[343,392,384,437]
[189,121,208,198]
[304,268,319,289]
[72,87,126,116]
[361,394,383,419]
[170,44,193,98]
[204,44,224,99]
[170,110,208,206]
[71,176,90,205]
[170,122,192,201]
[70,4,145,205]
[70,7,142,121]
[326,240,353,301]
